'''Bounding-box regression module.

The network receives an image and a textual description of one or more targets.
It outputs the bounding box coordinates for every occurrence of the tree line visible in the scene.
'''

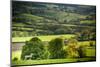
[20,37,88,60]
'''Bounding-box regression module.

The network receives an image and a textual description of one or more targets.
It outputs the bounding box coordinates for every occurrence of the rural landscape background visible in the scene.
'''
[12,1,96,66]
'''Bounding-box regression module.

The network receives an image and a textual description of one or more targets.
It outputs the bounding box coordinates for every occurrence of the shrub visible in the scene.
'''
[41,49,50,59]
[13,57,18,61]
[90,41,94,47]
[77,45,86,58]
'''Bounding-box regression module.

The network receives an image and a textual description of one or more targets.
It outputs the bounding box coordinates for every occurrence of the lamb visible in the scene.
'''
[25,53,33,60]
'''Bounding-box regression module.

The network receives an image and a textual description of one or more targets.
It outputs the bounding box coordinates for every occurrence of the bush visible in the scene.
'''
[48,37,67,59]
[13,57,18,61]
[90,41,94,47]
[21,37,47,60]
[77,45,86,58]
[41,49,50,59]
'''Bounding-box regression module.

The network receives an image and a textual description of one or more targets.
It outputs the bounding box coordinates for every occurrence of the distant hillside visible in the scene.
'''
[12,1,96,37]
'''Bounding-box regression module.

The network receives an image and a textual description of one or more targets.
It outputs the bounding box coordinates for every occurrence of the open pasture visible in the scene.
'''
[12,34,75,42]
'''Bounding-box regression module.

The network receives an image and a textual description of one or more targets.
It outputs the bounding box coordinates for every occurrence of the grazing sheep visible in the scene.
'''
[25,53,33,60]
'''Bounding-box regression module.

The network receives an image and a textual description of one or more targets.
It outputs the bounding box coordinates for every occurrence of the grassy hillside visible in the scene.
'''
[12,1,96,37]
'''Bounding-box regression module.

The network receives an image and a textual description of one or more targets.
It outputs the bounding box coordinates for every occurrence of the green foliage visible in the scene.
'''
[89,41,95,47]
[67,38,87,58]
[13,57,18,61]
[75,29,96,41]
[12,31,35,37]
[41,48,50,59]
[67,38,79,58]
[55,28,67,34]
[21,37,47,60]
[77,45,86,58]
[79,30,90,40]
[48,37,67,59]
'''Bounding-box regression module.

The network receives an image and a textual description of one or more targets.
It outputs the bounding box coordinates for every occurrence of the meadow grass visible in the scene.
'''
[12,57,95,66]
[80,20,96,24]
[78,41,96,46]
[86,47,96,57]
[12,34,75,42]
[12,50,22,60]
[12,58,77,65]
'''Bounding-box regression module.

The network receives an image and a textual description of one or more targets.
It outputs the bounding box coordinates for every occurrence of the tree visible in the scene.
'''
[67,38,87,58]
[81,30,90,40]
[48,37,67,59]
[55,28,67,34]
[75,32,81,40]
[77,45,86,58]
[21,37,48,60]
[90,32,96,40]
[67,38,79,58]
[75,29,92,41]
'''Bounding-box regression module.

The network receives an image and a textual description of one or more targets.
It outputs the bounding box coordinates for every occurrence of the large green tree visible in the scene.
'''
[21,37,49,60]
[48,37,67,59]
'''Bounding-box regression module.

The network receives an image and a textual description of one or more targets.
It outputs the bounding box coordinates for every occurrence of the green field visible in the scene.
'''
[78,41,96,46]
[12,34,75,42]
[12,48,96,66]
[86,47,96,57]
[12,57,95,66]
[12,46,96,60]
[80,20,96,24]
[12,47,96,66]
[12,34,96,66]
[12,50,22,60]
